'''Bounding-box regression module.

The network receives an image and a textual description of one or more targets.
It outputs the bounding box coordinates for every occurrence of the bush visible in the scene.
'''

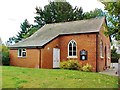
[60,61,68,69]
[0,45,10,65]
[60,60,81,70]
[111,57,118,63]
[81,63,92,72]
[2,51,10,65]
[111,46,119,63]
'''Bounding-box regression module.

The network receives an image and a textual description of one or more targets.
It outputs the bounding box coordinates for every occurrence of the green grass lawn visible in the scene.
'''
[1,66,118,88]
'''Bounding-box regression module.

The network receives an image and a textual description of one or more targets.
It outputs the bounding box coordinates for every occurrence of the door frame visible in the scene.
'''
[53,48,60,68]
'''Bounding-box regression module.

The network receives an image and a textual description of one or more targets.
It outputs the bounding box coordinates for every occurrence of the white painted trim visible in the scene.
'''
[68,39,77,57]
[100,40,104,58]
[18,48,27,58]
[108,57,110,59]
[100,56,104,59]
[53,48,60,68]
[67,56,78,58]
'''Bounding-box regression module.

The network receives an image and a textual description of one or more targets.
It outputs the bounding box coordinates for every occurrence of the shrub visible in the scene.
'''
[60,61,68,69]
[0,45,10,65]
[81,63,92,72]
[111,46,119,63]
[2,51,10,65]
[60,60,81,70]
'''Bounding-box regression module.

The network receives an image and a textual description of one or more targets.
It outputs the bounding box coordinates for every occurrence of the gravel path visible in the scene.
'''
[99,63,119,76]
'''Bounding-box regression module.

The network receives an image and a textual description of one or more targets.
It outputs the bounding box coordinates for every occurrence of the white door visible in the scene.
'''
[53,48,60,68]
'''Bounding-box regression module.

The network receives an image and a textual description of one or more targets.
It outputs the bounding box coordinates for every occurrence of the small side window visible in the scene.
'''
[18,49,26,57]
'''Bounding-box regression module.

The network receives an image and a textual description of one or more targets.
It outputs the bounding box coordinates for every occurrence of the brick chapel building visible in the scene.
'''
[9,17,111,72]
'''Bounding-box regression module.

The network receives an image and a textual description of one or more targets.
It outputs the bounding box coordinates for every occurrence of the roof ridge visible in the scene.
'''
[45,16,105,25]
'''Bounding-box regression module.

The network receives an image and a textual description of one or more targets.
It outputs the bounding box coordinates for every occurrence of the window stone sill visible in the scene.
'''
[18,56,26,58]
[67,56,78,59]
[100,56,104,59]
[108,57,111,60]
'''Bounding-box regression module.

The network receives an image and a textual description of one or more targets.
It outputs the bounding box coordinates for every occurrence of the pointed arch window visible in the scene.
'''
[68,40,77,57]
[100,40,104,57]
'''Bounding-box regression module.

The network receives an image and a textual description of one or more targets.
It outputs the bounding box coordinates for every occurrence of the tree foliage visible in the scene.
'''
[103,1,120,40]
[83,8,104,19]
[16,19,31,42]
[6,36,16,46]
[6,19,31,45]
[34,1,83,27]
[0,45,10,65]
[111,46,119,63]
[24,25,39,38]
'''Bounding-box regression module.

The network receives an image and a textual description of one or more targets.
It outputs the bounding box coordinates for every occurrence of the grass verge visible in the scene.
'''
[1,66,118,88]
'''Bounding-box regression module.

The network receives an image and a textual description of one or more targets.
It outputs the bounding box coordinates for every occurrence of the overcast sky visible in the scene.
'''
[0,0,104,43]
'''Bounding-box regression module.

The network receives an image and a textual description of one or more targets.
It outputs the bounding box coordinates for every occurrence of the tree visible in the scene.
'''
[6,37,16,46]
[111,46,119,63]
[102,1,120,40]
[24,25,39,38]
[34,1,83,28]
[6,19,31,44]
[83,8,105,19]
[24,2,104,42]
[16,19,31,42]
[0,45,10,65]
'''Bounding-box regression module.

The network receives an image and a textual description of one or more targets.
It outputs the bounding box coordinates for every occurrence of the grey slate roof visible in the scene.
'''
[10,17,105,48]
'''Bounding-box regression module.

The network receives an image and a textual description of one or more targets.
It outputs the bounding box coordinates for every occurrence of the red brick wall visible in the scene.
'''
[40,27,110,72]
[59,34,97,71]
[41,38,59,68]
[10,49,40,68]
[40,34,97,71]
[10,34,97,71]
[97,22,111,71]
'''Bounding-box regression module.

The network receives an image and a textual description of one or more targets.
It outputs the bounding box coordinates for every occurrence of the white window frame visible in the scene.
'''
[67,40,77,58]
[18,48,26,57]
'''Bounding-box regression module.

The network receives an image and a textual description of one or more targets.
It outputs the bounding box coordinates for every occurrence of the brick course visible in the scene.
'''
[10,49,40,68]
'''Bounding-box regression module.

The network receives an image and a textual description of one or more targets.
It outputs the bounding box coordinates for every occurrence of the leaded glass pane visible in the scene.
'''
[18,49,22,56]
